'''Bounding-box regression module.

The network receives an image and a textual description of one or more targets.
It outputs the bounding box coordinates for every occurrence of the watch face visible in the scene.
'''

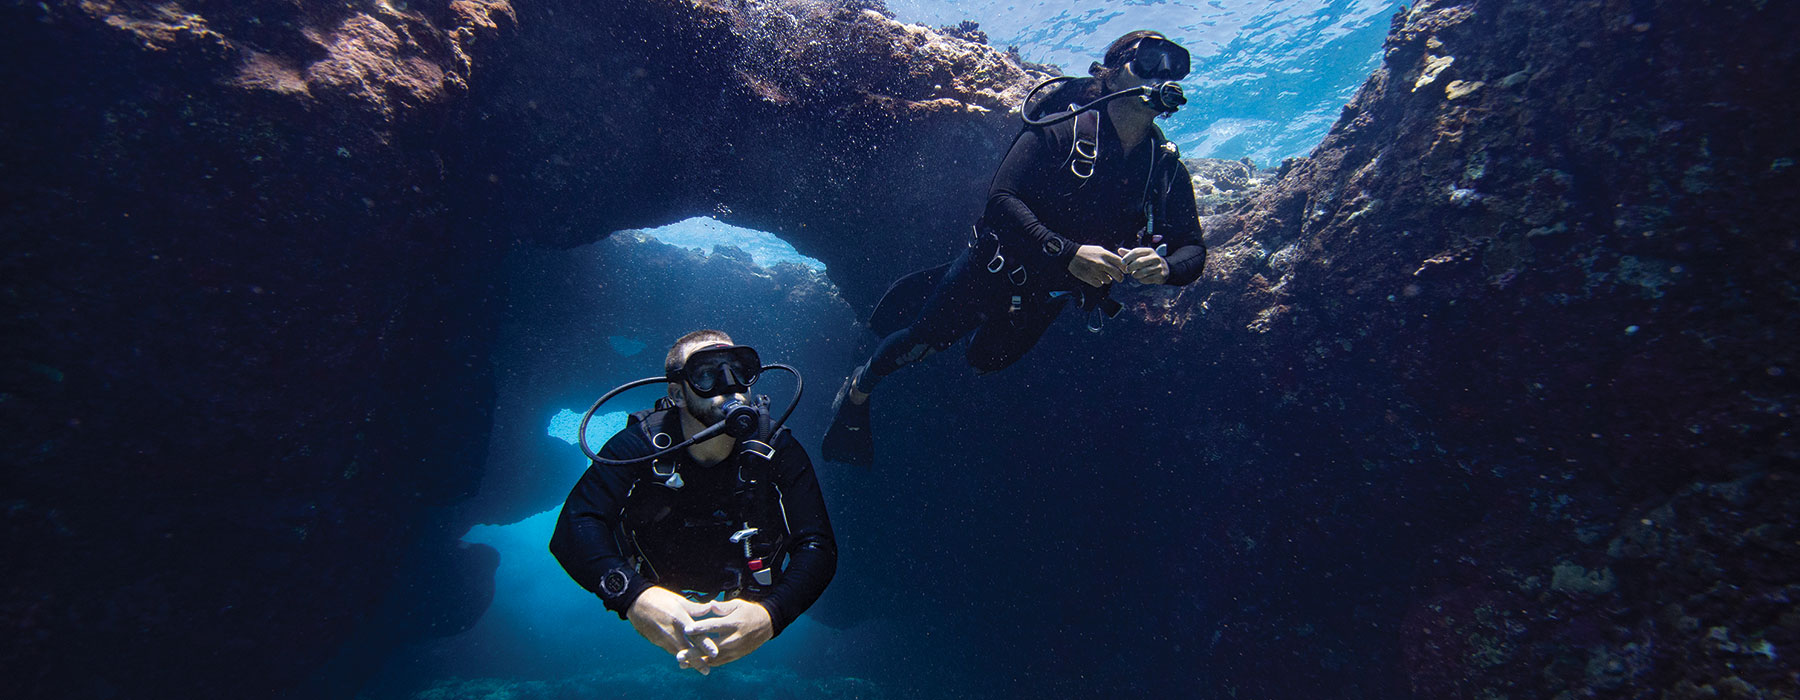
[601,569,628,597]
[1043,237,1064,256]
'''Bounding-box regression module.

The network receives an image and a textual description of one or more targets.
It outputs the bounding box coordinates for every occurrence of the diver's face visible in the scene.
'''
[672,344,747,426]
[679,381,746,425]
[1109,63,1163,118]
[1114,62,1153,91]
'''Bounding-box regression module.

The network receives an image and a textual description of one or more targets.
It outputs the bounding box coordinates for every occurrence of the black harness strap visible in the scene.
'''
[616,405,792,595]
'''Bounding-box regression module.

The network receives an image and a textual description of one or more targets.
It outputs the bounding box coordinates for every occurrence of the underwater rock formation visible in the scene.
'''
[455,0,1051,310]
[1158,0,1800,696]
[4,0,1796,697]
[3,2,519,697]
[2,0,1032,696]
[1186,156,1277,214]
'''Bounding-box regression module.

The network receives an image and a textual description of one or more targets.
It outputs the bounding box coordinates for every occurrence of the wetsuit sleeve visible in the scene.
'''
[985,128,1082,270]
[549,429,652,619]
[1160,158,1208,286]
[753,435,837,637]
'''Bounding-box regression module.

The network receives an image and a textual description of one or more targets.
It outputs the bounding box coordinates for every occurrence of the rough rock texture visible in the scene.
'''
[453,0,1052,310]
[3,2,516,697]
[1149,0,1800,696]
[1186,155,1277,214]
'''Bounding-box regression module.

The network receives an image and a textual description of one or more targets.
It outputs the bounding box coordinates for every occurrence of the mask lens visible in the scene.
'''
[1133,38,1190,81]
[683,346,761,397]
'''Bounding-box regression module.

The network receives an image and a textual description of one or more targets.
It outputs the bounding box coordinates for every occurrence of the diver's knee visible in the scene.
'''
[894,342,940,368]
[966,352,1019,375]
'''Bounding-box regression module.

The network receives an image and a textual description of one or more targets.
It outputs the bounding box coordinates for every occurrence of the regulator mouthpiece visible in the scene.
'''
[1142,81,1186,114]
[720,398,761,439]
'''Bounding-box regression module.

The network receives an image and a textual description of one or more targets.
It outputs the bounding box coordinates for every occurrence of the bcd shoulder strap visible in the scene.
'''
[1068,106,1101,181]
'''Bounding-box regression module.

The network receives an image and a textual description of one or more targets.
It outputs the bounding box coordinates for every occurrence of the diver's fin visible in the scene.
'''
[867,261,952,338]
[821,374,874,466]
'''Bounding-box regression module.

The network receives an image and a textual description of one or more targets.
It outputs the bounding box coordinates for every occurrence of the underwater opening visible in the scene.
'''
[637,217,827,272]
[356,219,871,698]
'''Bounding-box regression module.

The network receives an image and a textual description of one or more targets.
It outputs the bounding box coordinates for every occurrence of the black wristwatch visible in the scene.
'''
[600,568,631,599]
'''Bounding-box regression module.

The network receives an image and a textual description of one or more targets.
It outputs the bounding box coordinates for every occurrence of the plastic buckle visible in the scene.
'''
[651,458,683,489]
[1102,298,1124,319]
[736,439,775,483]
[739,439,775,462]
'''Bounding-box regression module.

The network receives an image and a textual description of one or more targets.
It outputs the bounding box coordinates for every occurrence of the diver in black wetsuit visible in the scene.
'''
[551,330,836,674]
[823,31,1209,465]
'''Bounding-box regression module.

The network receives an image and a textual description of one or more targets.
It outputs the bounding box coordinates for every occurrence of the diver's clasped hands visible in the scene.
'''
[1068,244,1169,287]
[628,587,718,672]
[683,598,774,669]
[1117,246,1170,284]
[627,587,773,675]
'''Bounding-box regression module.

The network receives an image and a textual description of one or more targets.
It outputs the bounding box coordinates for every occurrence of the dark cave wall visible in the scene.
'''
[2,2,516,696]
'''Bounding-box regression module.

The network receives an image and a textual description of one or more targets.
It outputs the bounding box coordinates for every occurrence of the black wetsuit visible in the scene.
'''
[864,90,1208,379]
[549,409,837,636]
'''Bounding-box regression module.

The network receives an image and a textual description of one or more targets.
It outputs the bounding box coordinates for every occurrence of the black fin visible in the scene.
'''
[822,398,874,467]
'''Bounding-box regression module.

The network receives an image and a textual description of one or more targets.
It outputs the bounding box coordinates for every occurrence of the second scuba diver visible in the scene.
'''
[824,31,1210,465]
[551,330,837,674]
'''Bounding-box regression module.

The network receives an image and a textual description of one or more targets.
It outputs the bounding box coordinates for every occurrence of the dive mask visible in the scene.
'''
[1127,36,1190,81]
[668,344,762,398]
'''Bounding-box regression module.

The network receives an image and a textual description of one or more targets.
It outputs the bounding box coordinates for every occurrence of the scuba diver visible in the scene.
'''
[823,31,1210,465]
[550,330,836,674]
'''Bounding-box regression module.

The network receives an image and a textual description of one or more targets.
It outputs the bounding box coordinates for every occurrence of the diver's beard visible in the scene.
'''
[685,400,723,426]
[683,393,743,427]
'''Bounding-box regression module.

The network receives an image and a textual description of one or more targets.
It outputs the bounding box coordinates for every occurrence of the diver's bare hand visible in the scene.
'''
[1069,245,1126,287]
[683,599,774,667]
[676,642,719,675]
[627,587,715,672]
[1117,247,1169,284]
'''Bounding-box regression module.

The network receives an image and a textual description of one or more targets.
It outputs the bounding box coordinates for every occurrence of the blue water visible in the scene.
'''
[360,2,1398,697]
[888,0,1399,164]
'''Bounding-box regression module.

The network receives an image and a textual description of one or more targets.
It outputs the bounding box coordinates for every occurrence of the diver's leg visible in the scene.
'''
[965,294,1070,375]
[825,249,999,465]
[853,249,999,399]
